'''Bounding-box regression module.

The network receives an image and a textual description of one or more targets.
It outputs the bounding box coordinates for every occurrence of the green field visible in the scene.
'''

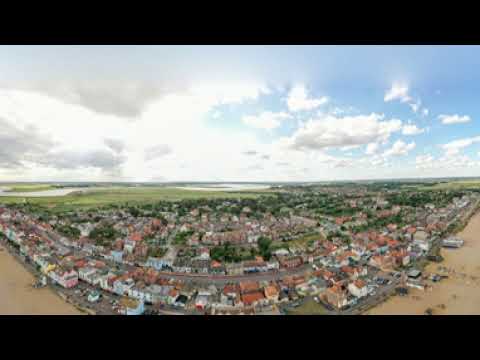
[1,184,56,192]
[427,180,480,190]
[0,186,270,211]
[287,298,329,315]
[291,233,323,246]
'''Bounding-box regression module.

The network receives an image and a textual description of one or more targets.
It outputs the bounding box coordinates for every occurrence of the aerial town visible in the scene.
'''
[1,183,478,315]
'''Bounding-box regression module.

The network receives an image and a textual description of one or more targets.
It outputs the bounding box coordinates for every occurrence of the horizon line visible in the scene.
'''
[1,175,480,184]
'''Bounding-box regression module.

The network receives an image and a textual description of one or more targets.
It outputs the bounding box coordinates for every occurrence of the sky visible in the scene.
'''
[0,45,480,182]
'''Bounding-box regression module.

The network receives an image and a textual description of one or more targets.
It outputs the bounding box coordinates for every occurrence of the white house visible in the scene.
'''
[78,267,98,283]
[113,278,135,296]
[413,230,430,251]
[128,287,153,304]
[348,279,369,298]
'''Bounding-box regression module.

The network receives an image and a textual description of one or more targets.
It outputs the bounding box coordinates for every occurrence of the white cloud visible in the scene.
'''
[409,100,421,113]
[192,82,270,106]
[416,153,479,171]
[439,155,478,169]
[104,138,126,153]
[0,83,272,181]
[369,155,389,167]
[415,154,435,169]
[287,84,328,112]
[439,114,471,124]
[384,83,411,103]
[383,140,416,157]
[332,159,353,168]
[402,124,425,135]
[441,136,480,156]
[384,83,429,116]
[242,111,291,130]
[340,145,361,151]
[286,113,402,151]
[144,144,173,161]
[365,142,379,155]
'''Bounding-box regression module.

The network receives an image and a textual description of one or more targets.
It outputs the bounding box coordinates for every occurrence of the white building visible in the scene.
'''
[348,279,369,298]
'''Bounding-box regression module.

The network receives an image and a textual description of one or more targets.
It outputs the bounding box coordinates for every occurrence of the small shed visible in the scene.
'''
[407,269,422,279]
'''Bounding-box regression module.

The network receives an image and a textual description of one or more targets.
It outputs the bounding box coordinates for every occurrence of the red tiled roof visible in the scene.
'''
[241,291,265,305]
[264,284,279,298]
[353,279,366,288]
[239,281,260,294]
[130,232,143,242]
[210,260,222,268]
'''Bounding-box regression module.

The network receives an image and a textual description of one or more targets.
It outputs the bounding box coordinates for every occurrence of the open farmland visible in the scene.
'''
[426,180,480,190]
[0,186,271,212]
[0,184,56,192]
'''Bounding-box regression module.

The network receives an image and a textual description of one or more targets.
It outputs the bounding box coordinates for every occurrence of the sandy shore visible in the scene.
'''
[0,245,82,315]
[368,211,480,315]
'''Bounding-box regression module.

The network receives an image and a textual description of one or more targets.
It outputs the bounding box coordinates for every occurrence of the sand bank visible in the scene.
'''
[0,245,82,315]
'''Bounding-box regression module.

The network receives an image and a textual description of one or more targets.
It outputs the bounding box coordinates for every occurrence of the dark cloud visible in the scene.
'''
[0,117,54,169]
[104,138,126,153]
[2,79,187,119]
[144,144,173,161]
[61,82,161,118]
[0,117,127,172]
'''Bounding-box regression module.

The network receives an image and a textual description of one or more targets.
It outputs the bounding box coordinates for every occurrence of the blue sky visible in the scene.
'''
[0,45,479,181]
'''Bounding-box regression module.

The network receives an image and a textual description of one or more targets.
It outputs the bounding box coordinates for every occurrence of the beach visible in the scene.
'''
[368,211,480,315]
[0,244,82,315]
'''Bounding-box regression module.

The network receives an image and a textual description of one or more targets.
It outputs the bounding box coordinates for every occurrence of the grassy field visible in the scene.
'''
[432,181,480,190]
[0,186,270,211]
[414,180,480,191]
[294,233,323,245]
[287,298,329,315]
[1,184,56,192]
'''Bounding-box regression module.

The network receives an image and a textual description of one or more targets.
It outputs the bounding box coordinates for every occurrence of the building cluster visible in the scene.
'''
[0,187,478,314]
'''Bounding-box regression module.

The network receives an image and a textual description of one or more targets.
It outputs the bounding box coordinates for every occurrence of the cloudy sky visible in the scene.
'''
[1,45,479,182]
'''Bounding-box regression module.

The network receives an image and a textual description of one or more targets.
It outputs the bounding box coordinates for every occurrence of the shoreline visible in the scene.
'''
[0,242,83,315]
[368,209,480,315]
